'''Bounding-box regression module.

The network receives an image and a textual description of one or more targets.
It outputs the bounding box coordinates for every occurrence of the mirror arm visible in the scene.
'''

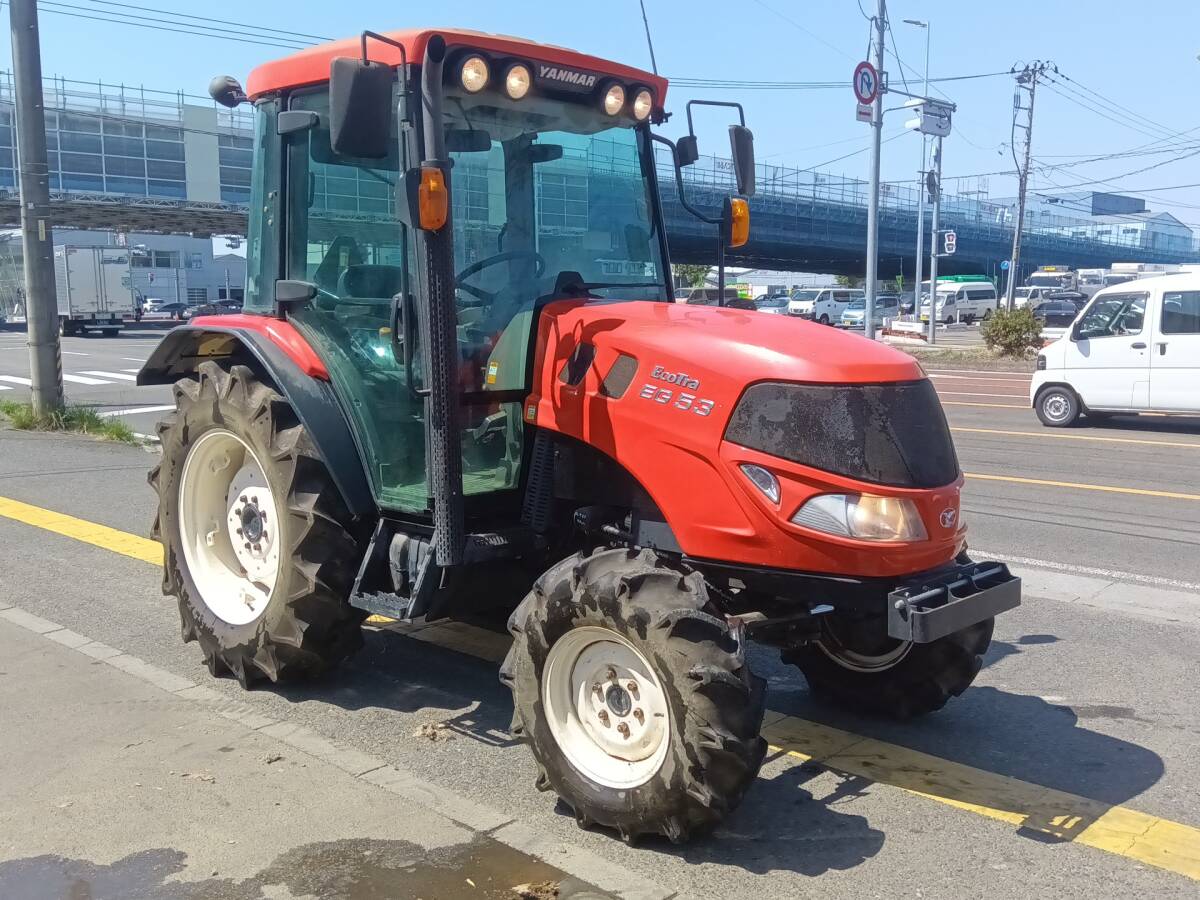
[684,99,747,136]
[360,30,408,95]
[649,133,718,225]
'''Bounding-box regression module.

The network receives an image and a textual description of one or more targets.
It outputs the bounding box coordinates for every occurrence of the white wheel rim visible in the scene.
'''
[541,626,671,790]
[816,619,913,673]
[177,429,281,626]
[1043,394,1070,422]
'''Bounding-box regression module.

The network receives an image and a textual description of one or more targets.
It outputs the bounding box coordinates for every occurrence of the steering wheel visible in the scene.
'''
[456,251,545,303]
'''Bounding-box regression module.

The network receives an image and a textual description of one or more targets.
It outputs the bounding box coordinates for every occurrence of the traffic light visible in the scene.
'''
[941,230,957,256]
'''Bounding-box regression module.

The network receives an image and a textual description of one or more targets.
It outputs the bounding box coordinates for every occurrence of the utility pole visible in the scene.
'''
[9,0,63,414]
[863,0,886,340]
[1005,60,1053,310]
[905,19,930,335]
[927,138,942,344]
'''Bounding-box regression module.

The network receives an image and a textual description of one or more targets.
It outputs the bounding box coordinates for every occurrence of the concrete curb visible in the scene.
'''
[0,603,678,900]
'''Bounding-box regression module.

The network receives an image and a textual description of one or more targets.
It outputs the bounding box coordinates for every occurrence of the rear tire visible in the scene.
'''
[150,360,367,687]
[1035,386,1080,427]
[101,328,119,337]
[502,548,766,844]
[784,612,993,718]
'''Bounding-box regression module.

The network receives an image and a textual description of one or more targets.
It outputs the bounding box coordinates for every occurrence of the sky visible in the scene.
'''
[8,0,1200,227]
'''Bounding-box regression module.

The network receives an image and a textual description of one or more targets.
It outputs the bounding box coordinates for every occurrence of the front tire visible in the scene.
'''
[1036,386,1081,427]
[502,548,766,844]
[150,361,367,687]
[818,313,830,325]
[785,612,993,718]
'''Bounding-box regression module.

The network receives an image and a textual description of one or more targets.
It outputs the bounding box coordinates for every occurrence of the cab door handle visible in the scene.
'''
[1130,342,1147,349]
[1157,342,1169,355]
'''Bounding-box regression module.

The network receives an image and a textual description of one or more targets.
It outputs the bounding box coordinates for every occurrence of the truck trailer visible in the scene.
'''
[53,246,137,336]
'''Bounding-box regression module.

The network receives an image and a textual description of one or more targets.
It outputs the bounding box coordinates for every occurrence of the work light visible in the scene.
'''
[505,63,532,100]
[603,83,626,116]
[460,55,490,93]
[632,88,653,121]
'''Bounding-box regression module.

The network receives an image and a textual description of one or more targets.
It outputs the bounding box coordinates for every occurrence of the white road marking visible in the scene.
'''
[120,357,147,363]
[61,374,112,386]
[121,369,141,373]
[0,375,32,386]
[60,351,90,357]
[79,370,138,382]
[0,384,10,391]
[970,548,1200,592]
[937,390,1028,399]
[97,404,175,418]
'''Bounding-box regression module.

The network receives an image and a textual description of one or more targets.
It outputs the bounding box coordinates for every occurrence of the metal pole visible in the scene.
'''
[864,0,886,340]
[9,0,63,414]
[911,21,929,330]
[927,136,942,344]
[1006,65,1040,311]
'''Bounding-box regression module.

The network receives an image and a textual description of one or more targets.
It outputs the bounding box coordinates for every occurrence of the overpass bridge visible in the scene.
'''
[2,70,1197,282]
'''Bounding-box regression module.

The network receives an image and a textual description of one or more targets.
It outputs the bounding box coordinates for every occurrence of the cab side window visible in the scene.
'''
[1077,294,1146,339]
[1161,292,1200,334]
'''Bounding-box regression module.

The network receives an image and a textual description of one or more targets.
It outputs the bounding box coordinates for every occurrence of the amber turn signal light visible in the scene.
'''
[418,167,448,231]
[728,197,750,248]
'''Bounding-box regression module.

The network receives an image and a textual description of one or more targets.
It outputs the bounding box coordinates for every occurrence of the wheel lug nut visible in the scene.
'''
[633,708,644,724]
[236,528,243,537]
[239,495,248,503]
[606,668,616,680]
[253,544,262,553]
[617,722,630,739]
[592,683,603,696]
[626,680,638,694]
[597,710,609,725]
[244,542,251,550]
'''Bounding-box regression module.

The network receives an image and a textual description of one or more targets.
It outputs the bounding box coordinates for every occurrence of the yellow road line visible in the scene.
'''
[953,426,1200,450]
[0,495,161,564]
[4,495,1200,881]
[965,472,1200,501]
[942,400,1028,410]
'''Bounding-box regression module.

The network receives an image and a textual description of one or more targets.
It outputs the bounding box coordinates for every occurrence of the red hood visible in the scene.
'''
[547,300,924,386]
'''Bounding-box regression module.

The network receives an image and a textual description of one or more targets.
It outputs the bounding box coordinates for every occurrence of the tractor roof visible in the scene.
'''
[246,27,669,106]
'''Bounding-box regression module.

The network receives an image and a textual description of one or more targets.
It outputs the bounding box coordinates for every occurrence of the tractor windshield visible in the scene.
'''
[443,87,669,311]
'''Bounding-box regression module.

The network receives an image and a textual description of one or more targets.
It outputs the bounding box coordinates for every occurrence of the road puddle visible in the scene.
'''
[0,836,614,899]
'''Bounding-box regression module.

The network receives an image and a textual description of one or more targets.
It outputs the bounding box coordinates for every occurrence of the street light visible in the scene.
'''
[905,19,931,340]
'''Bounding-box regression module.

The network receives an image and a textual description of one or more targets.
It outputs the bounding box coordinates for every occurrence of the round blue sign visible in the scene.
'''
[1000,260,1010,270]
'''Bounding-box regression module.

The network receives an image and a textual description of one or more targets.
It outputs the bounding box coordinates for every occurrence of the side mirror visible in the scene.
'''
[676,135,699,167]
[729,125,755,197]
[329,57,393,159]
[208,75,248,109]
[525,144,564,164]
[445,128,491,153]
[1070,320,1083,342]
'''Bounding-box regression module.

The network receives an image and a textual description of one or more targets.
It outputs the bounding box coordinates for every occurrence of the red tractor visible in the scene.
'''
[141,28,1020,844]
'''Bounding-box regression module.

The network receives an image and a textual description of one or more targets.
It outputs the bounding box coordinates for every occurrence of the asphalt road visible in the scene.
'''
[2,327,1200,896]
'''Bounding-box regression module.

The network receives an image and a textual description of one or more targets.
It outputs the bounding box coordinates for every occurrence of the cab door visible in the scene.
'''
[1149,287,1200,412]
[1067,291,1151,411]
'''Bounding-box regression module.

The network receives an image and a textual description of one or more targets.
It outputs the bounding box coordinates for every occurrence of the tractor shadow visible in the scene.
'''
[751,635,1165,834]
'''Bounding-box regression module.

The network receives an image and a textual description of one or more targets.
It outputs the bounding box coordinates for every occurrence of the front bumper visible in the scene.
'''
[887,561,1021,643]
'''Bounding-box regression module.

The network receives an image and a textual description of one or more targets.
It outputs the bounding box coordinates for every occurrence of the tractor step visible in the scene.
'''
[351,590,416,620]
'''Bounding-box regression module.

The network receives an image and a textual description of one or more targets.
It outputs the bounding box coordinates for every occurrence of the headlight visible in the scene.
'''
[460,55,490,93]
[504,63,531,100]
[632,88,653,121]
[791,494,928,542]
[603,83,626,116]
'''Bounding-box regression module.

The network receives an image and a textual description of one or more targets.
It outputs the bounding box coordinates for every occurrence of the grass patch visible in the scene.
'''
[0,399,140,444]
[896,346,1036,371]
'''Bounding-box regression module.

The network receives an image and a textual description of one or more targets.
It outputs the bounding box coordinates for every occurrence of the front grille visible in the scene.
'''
[724,380,960,489]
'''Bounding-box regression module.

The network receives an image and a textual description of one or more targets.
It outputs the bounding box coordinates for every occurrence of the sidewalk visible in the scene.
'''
[0,616,608,900]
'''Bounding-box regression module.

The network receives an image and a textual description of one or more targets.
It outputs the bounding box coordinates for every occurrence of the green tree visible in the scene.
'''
[834,274,857,288]
[673,264,710,287]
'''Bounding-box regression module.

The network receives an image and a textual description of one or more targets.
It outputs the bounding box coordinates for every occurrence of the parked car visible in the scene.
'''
[1045,290,1089,310]
[840,294,900,328]
[1013,286,1055,309]
[788,287,864,324]
[1031,300,1081,329]
[754,294,791,315]
[674,287,740,306]
[898,291,916,314]
[184,302,241,320]
[919,281,998,324]
[146,301,190,320]
[1031,273,1200,426]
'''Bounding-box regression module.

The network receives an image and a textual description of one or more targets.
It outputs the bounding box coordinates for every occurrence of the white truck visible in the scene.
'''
[1025,266,1078,292]
[54,246,138,337]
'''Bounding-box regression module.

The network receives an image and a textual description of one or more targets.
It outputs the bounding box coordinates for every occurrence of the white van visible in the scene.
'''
[788,287,864,324]
[1031,273,1200,426]
[919,282,998,324]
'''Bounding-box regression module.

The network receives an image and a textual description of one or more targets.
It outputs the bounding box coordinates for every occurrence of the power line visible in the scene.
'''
[1042,75,1196,148]
[746,0,855,60]
[1054,70,1196,145]
[73,0,331,43]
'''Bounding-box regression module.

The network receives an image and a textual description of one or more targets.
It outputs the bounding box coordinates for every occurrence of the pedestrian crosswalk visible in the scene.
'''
[0,369,144,390]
